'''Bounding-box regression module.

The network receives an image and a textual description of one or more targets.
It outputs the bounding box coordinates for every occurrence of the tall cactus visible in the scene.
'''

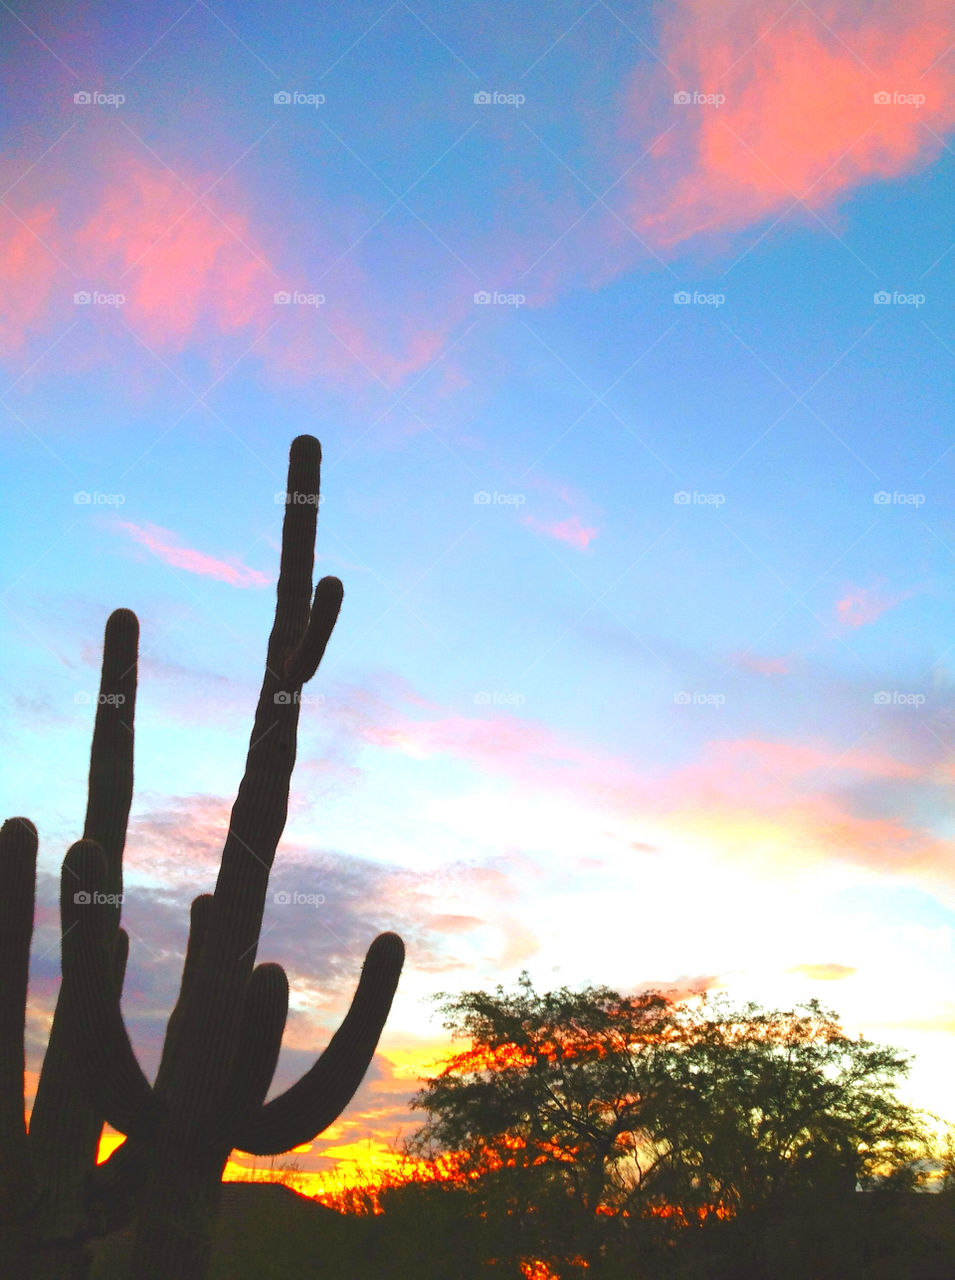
[1,604,139,1280]
[0,436,404,1279]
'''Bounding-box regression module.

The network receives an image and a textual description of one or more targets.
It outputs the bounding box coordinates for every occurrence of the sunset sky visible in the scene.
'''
[2,0,955,1192]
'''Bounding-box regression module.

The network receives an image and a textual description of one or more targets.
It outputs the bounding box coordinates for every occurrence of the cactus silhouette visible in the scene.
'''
[0,436,404,1279]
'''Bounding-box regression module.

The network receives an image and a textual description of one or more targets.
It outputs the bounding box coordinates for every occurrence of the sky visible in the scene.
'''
[2,0,955,1193]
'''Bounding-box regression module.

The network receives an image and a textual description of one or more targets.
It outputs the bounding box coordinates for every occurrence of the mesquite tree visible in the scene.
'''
[0,436,404,1279]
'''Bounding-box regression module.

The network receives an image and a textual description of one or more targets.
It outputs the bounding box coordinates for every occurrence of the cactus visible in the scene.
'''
[0,436,404,1279]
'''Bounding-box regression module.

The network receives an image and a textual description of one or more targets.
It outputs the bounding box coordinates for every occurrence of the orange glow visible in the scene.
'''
[519,1261,562,1279]
[96,1132,126,1164]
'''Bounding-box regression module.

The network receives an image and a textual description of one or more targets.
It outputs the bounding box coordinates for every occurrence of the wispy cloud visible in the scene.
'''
[835,583,910,628]
[117,520,270,587]
[522,513,598,550]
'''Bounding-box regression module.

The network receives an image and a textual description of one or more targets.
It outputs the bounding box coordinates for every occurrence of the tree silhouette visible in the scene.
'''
[408,978,931,1277]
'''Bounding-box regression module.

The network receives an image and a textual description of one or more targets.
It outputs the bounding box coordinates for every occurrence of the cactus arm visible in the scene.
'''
[234,932,404,1156]
[0,817,40,1214]
[156,894,213,1088]
[82,607,138,937]
[59,841,157,1138]
[220,963,289,1141]
[283,576,344,684]
[29,608,140,1257]
[204,436,339,978]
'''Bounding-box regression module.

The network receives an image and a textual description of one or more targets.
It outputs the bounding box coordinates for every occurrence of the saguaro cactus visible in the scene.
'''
[0,436,404,1280]
[1,604,139,1280]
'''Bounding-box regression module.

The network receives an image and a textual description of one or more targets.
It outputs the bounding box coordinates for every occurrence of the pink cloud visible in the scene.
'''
[624,0,955,249]
[0,144,460,391]
[117,520,269,588]
[75,162,274,350]
[522,513,599,550]
[358,687,951,885]
[0,205,59,357]
[835,584,908,628]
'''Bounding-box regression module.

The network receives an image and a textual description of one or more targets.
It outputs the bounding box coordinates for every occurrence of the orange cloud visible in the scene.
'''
[626,0,955,248]
[522,513,598,550]
[0,204,59,357]
[117,520,270,587]
[789,963,857,981]
[835,584,907,628]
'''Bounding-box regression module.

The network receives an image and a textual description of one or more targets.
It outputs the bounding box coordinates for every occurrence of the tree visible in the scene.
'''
[408,977,932,1277]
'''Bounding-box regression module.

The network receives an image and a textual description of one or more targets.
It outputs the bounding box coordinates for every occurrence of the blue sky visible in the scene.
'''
[2,0,955,1186]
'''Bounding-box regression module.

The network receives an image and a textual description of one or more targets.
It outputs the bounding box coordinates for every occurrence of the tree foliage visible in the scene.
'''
[408,976,932,1274]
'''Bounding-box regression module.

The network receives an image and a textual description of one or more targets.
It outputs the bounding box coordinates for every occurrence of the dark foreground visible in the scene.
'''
[90,1182,955,1279]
